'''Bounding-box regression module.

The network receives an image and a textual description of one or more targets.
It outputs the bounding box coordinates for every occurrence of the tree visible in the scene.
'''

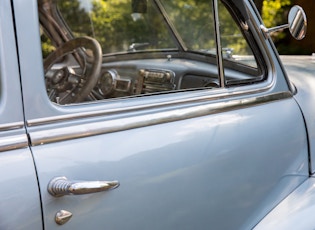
[40,0,265,56]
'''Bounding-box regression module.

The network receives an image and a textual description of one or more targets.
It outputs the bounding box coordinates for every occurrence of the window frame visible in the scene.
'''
[12,0,283,127]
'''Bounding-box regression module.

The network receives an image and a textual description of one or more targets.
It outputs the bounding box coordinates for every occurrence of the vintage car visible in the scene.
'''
[0,0,313,229]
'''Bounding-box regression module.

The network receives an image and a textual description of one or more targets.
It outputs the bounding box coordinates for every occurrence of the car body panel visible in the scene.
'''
[3,0,315,229]
[0,148,43,230]
[254,177,315,229]
[281,56,315,174]
[0,0,24,126]
[29,96,308,230]
[251,57,315,229]
[12,0,311,229]
[0,1,42,229]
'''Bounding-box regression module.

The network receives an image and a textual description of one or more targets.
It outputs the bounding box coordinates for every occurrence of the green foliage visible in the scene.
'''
[160,0,216,50]
[40,32,55,58]
[262,0,291,27]
[219,2,250,55]
[261,0,292,41]
[55,0,175,53]
[58,1,92,37]
[40,0,257,58]
[90,0,134,52]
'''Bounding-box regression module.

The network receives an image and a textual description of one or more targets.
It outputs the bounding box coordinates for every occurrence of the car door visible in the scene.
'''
[0,1,42,229]
[13,0,309,229]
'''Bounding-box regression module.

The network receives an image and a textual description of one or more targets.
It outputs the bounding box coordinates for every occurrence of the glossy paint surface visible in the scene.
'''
[254,177,315,229]
[0,1,42,229]
[0,0,25,126]
[0,149,42,230]
[282,56,315,174]
[31,97,308,229]
[6,0,315,229]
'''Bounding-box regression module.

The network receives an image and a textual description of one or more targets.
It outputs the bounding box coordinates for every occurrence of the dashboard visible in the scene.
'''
[93,57,221,100]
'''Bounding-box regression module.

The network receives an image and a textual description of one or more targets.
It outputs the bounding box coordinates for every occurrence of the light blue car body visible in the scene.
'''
[0,0,314,229]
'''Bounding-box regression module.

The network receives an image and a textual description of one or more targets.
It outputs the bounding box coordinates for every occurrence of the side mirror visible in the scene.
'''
[260,5,307,40]
[288,5,307,40]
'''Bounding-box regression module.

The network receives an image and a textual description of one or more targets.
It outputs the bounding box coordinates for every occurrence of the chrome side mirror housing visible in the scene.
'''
[261,5,307,40]
[288,6,307,40]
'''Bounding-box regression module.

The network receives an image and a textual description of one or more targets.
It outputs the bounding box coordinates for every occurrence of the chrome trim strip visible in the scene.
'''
[0,122,24,131]
[0,134,29,152]
[28,80,276,127]
[30,91,291,146]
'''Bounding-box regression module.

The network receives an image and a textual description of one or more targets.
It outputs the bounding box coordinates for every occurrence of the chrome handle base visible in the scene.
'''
[48,176,120,197]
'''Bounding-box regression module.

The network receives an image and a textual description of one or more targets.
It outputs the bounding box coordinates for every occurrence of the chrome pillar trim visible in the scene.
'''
[48,177,120,197]
[0,134,29,152]
[55,210,73,225]
[212,0,225,87]
[30,91,291,146]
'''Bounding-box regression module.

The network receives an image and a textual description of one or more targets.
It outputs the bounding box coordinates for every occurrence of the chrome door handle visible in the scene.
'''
[48,176,120,197]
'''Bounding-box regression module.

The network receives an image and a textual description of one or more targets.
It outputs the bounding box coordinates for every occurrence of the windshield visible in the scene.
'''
[57,0,179,54]
[159,0,215,53]
[56,0,255,66]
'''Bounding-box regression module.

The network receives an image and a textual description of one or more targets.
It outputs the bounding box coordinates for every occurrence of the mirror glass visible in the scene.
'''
[288,5,307,40]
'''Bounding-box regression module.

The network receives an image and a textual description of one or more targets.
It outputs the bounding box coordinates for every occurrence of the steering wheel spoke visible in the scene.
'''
[44,36,102,104]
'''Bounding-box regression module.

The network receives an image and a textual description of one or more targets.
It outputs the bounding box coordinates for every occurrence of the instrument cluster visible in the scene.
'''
[96,68,176,98]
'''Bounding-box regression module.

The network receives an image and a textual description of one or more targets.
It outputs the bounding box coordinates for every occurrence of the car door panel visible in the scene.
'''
[30,97,308,229]
[11,0,310,229]
[0,147,42,230]
[0,1,42,229]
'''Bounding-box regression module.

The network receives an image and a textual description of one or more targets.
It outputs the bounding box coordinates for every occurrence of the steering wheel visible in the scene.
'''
[44,36,102,104]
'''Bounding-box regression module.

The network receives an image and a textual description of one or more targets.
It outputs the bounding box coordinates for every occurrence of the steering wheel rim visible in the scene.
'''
[44,36,102,104]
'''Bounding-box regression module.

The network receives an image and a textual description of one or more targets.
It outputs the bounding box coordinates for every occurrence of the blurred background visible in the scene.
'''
[254,0,314,55]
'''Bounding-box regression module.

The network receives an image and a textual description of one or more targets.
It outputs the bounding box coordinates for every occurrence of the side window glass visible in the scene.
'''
[218,2,263,85]
[38,0,264,105]
[159,1,215,53]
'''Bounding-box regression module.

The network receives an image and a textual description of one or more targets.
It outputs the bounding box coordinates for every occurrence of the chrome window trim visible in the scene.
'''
[213,0,225,87]
[28,78,276,127]
[245,1,276,85]
[29,91,291,146]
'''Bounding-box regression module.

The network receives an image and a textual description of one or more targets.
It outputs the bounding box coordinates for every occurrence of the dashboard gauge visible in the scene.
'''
[98,70,118,95]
